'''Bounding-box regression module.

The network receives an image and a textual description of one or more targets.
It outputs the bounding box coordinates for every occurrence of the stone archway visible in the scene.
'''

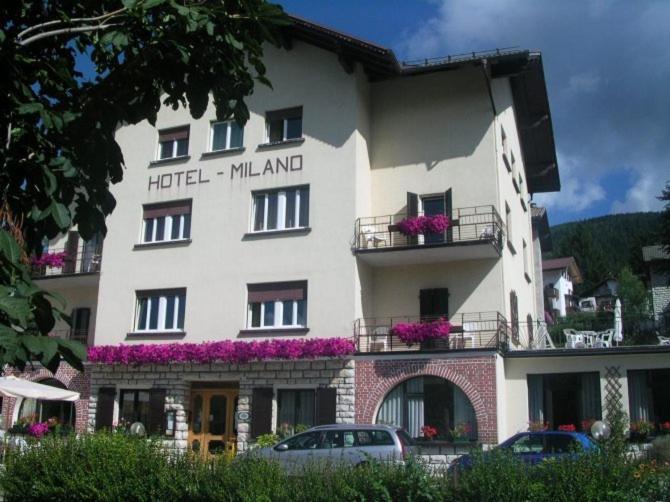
[355,357,498,443]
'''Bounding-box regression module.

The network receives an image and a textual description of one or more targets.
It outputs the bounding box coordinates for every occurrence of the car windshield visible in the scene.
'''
[396,429,413,446]
[505,434,543,454]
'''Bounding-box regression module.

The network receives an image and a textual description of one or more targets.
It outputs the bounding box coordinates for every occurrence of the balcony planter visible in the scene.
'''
[396,215,451,237]
[390,318,452,346]
[30,251,68,268]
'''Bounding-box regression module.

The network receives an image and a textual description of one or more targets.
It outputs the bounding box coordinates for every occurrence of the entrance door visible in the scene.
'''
[189,389,239,456]
[421,196,445,244]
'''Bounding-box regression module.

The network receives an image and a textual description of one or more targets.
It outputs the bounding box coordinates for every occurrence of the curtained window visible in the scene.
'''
[376,376,477,442]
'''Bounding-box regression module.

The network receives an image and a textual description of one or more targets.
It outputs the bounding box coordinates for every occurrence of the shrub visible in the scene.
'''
[651,435,670,464]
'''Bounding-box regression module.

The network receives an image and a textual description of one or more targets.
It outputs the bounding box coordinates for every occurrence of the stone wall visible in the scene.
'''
[355,355,498,444]
[87,358,355,453]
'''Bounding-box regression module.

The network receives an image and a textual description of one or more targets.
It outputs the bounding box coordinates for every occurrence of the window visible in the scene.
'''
[247,281,307,328]
[281,430,321,450]
[505,202,514,251]
[376,376,478,441]
[119,389,150,426]
[135,289,186,332]
[252,186,309,232]
[523,239,530,280]
[501,126,508,157]
[18,378,75,426]
[157,126,189,159]
[266,107,302,143]
[210,120,243,151]
[277,389,315,435]
[142,200,192,244]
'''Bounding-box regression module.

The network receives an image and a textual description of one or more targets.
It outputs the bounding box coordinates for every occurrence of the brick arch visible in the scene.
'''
[355,358,498,443]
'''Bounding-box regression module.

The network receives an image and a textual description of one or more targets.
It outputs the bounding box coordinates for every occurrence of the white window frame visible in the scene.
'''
[247,299,306,329]
[156,132,189,160]
[251,186,308,233]
[265,110,302,143]
[209,120,243,152]
[141,213,190,244]
[134,290,186,332]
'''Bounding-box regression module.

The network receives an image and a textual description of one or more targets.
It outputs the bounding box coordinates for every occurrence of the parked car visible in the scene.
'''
[449,431,599,472]
[251,424,413,471]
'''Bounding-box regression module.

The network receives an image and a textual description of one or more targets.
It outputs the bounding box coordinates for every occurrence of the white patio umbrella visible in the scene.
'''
[614,298,623,345]
[0,376,79,401]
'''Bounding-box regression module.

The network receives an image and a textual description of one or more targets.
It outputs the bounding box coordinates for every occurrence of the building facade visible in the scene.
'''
[542,256,582,318]
[5,16,670,458]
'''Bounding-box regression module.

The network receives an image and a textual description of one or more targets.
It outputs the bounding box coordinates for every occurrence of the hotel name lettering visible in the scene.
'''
[148,155,303,191]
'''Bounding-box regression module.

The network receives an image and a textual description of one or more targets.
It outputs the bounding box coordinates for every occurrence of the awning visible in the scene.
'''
[0,376,79,401]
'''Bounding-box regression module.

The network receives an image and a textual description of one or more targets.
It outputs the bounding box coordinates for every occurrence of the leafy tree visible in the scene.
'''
[0,0,287,372]
[617,266,648,316]
[658,181,670,256]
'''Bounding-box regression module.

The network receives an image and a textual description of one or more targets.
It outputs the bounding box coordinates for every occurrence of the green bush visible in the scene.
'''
[651,435,670,464]
[3,432,670,501]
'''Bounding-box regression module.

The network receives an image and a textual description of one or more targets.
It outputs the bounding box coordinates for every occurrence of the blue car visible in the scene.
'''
[449,431,599,472]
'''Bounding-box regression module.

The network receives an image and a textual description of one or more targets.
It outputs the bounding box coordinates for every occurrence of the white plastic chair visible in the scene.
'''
[370,326,389,352]
[594,329,613,348]
[479,226,494,239]
[658,335,670,346]
[360,225,386,248]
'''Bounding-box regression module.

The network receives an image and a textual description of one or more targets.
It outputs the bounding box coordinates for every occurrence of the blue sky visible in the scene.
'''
[281,0,669,226]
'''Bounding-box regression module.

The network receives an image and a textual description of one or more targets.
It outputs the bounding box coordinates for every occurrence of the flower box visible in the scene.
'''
[396,215,451,237]
[390,319,452,346]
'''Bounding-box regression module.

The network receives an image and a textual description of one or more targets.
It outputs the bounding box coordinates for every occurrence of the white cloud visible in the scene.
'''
[611,170,666,213]
[534,153,606,212]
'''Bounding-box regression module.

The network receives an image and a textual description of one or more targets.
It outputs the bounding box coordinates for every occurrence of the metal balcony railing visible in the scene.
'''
[354,205,504,254]
[49,329,90,346]
[354,312,508,354]
[30,248,102,278]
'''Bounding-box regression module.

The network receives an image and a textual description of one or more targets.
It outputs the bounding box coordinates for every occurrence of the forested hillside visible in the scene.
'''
[545,212,662,295]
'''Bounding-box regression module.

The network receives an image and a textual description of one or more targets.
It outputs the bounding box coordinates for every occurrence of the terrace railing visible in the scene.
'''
[354,205,504,254]
[355,312,508,354]
[30,247,102,278]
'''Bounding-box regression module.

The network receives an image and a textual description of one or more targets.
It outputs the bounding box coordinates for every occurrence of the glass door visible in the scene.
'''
[189,389,238,456]
[422,196,446,244]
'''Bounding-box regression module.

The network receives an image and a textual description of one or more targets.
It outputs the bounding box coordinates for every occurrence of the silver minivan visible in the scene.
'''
[252,424,412,470]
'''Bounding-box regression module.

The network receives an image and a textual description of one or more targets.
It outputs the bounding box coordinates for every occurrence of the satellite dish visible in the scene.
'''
[129,422,146,437]
[590,420,611,440]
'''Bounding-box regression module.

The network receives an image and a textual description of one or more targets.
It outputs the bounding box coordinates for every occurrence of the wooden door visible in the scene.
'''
[189,389,238,456]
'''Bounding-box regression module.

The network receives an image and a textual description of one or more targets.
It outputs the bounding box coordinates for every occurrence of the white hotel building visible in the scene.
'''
[5,16,670,457]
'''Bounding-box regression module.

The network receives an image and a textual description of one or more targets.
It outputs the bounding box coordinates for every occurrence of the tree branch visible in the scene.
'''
[16,7,127,42]
[18,24,120,47]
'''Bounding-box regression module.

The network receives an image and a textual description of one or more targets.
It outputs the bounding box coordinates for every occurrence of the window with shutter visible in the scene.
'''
[251,186,309,232]
[251,387,273,438]
[247,281,307,329]
[315,387,336,425]
[134,288,186,332]
[157,126,189,159]
[141,200,192,244]
[510,291,519,345]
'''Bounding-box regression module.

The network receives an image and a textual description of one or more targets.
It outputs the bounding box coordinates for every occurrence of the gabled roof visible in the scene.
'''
[542,257,583,284]
[284,16,560,194]
[642,245,670,262]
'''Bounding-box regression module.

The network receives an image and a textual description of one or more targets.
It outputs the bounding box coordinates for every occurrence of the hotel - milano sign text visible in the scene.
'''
[148,155,303,191]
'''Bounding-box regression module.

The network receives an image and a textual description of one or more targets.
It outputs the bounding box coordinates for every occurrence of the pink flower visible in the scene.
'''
[390,319,452,345]
[396,215,451,237]
[88,337,356,365]
[30,252,68,268]
[27,422,50,438]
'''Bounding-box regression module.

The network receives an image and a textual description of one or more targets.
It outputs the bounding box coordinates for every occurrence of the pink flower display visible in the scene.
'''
[27,421,50,438]
[88,337,356,365]
[30,252,68,268]
[396,215,451,237]
[390,319,452,345]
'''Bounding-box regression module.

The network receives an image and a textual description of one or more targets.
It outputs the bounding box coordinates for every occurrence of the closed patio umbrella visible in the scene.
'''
[0,376,79,401]
[614,298,623,345]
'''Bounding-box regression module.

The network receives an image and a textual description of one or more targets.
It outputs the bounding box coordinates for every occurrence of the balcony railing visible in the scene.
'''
[354,205,504,254]
[354,312,508,354]
[30,248,102,278]
[49,329,90,346]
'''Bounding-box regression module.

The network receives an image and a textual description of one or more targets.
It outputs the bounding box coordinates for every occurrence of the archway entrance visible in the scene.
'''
[375,375,477,442]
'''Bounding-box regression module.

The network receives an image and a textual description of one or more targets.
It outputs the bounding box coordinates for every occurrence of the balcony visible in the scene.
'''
[354,206,504,266]
[30,247,101,289]
[354,312,508,354]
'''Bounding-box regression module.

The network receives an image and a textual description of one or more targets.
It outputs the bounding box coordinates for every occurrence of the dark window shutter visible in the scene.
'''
[510,291,519,345]
[406,192,419,245]
[95,387,116,431]
[71,307,91,342]
[315,387,337,425]
[251,387,273,438]
[63,231,79,273]
[444,188,453,243]
[420,289,449,318]
[148,389,166,435]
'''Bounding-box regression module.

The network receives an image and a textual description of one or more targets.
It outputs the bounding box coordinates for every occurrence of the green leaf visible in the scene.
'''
[17,102,44,115]
[32,294,56,333]
[0,230,23,264]
[20,334,44,356]
[58,339,86,370]
[39,337,59,369]
[0,296,30,326]
[50,201,71,228]
[141,0,166,9]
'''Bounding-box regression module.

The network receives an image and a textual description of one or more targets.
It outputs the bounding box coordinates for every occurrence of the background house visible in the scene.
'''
[643,245,670,326]
[542,257,582,318]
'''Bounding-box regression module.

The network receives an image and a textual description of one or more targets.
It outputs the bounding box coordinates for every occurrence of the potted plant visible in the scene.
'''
[557,424,576,432]
[450,422,472,443]
[390,318,452,346]
[659,421,670,435]
[629,420,655,442]
[420,425,438,441]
